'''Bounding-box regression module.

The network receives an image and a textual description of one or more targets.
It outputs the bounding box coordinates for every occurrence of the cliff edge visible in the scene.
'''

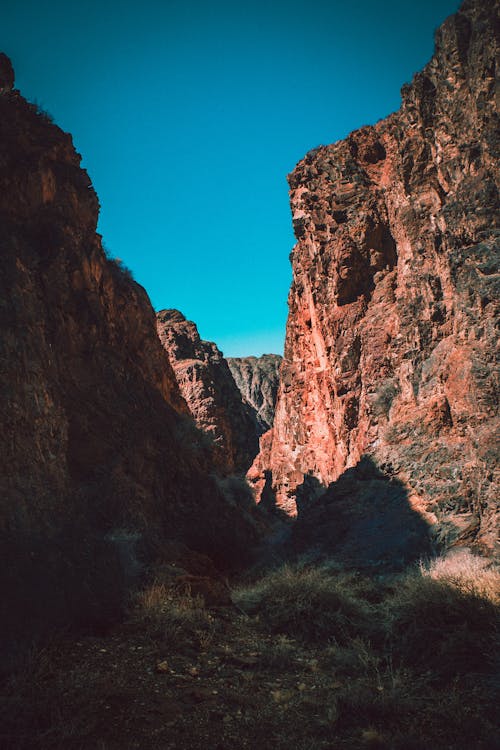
[257,0,499,554]
[0,58,258,658]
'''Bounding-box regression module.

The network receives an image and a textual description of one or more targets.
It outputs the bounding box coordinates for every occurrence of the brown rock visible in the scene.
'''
[0,53,14,93]
[156,309,261,474]
[156,660,170,673]
[257,0,499,553]
[0,57,259,655]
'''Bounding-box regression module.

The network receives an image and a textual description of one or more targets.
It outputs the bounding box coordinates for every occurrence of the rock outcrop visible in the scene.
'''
[0,60,259,657]
[258,0,499,552]
[227,354,282,431]
[156,310,261,474]
[0,53,14,93]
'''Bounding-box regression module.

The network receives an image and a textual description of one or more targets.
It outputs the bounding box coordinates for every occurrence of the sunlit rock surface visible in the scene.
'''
[256,0,499,553]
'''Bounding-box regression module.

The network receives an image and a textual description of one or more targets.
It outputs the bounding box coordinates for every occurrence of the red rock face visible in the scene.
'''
[156,309,261,474]
[259,0,499,551]
[0,66,260,651]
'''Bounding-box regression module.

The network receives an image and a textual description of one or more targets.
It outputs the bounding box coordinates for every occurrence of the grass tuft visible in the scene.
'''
[234,564,377,644]
[387,552,499,680]
[134,581,216,650]
[420,548,500,603]
[1,551,498,749]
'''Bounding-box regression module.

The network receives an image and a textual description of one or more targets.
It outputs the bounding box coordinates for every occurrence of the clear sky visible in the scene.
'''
[2,0,459,356]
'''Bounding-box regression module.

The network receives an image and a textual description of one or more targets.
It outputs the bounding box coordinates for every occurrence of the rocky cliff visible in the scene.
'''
[227,354,282,431]
[259,0,499,553]
[0,57,258,655]
[156,310,261,474]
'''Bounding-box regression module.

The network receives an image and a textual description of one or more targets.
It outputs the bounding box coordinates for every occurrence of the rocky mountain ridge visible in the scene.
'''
[0,58,259,658]
[156,309,262,474]
[227,354,282,431]
[254,0,499,554]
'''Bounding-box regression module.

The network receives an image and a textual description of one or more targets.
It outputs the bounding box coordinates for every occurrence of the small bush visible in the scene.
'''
[421,548,500,604]
[371,379,399,417]
[107,256,135,282]
[257,635,298,669]
[387,571,499,680]
[323,637,383,678]
[215,474,257,513]
[28,99,54,123]
[0,527,127,674]
[134,582,216,651]
[234,565,376,644]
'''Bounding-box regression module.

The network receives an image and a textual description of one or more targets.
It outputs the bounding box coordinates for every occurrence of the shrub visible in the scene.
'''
[214,474,258,514]
[0,527,127,674]
[134,582,216,651]
[28,99,54,123]
[233,564,376,644]
[371,379,399,417]
[322,637,383,678]
[257,635,298,669]
[107,256,135,282]
[420,548,500,604]
[387,568,499,680]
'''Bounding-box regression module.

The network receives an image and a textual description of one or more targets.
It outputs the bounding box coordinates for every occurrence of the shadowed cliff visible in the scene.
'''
[156,309,262,474]
[0,56,260,663]
[227,354,283,431]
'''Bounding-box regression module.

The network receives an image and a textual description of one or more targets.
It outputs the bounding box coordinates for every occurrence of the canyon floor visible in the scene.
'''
[2,545,498,750]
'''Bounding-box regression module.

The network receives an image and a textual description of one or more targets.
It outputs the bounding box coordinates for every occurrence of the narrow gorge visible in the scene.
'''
[0,1,499,747]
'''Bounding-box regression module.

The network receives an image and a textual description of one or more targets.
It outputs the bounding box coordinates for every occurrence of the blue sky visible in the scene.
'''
[2,0,459,356]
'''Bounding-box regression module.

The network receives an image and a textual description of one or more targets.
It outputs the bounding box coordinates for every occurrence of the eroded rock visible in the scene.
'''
[227,354,282,431]
[255,0,499,553]
[156,309,261,474]
[0,62,259,657]
[0,53,14,93]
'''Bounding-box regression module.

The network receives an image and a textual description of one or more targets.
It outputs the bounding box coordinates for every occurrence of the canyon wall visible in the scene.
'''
[0,58,259,655]
[227,354,282,431]
[261,0,499,552]
[156,309,261,474]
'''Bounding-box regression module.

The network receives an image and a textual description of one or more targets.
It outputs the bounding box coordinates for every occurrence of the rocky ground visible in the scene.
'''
[2,548,498,750]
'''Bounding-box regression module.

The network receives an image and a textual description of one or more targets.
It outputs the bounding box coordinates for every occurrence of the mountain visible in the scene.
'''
[227,354,282,431]
[0,56,258,658]
[255,0,499,554]
[156,309,261,474]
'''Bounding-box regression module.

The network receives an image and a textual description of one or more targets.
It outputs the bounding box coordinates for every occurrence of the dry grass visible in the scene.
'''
[384,549,500,680]
[1,553,498,749]
[420,548,500,603]
[256,634,298,669]
[134,581,216,650]
[235,554,499,686]
[388,576,498,679]
[233,564,377,644]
